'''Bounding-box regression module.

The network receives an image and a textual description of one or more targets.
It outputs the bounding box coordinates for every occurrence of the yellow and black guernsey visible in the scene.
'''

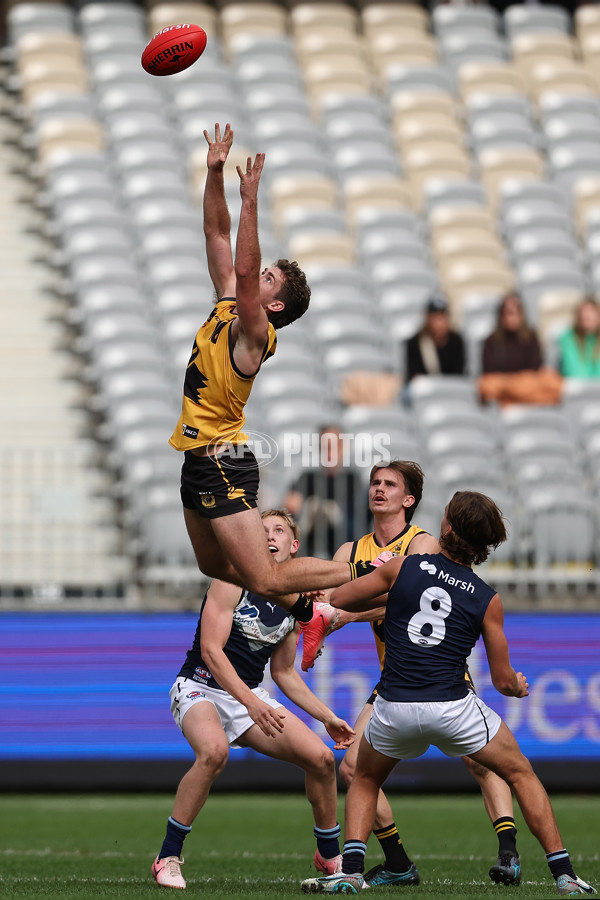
[349,524,426,671]
[169,299,277,451]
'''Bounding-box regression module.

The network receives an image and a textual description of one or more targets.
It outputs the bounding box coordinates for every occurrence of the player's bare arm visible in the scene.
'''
[269,631,355,750]
[408,532,440,554]
[230,152,278,374]
[203,123,236,298]
[330,557,405,612]
[200,579,286,737]
[340,533,438,624]
[328,542,402,625]
[481,594,529,698]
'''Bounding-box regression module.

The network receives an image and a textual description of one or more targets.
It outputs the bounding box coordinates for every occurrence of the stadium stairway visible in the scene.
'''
[0,97,134,605]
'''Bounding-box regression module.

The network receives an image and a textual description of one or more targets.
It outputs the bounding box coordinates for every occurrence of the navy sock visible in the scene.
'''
[314,823,341,860]
[546,849,576,880]
[342,840,367,875]
[158,817,192,860]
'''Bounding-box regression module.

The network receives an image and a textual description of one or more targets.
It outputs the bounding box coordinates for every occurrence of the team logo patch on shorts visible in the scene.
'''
[200,493,216,509]
[227,486,246,500]
[185,690,206,700]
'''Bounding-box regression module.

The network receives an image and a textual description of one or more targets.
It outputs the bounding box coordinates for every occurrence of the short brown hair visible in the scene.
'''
[369,460,424,523]
[441,491,507,566]
[269,259,311,328]
[260,508,300,542]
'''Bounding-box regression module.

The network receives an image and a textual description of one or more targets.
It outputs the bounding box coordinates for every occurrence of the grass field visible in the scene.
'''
[1,793,598,899]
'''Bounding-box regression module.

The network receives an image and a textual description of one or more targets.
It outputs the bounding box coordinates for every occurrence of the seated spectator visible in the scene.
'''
[283,425,367,558]
[482,293,542,374]
[405,293,466,381]
[479,293,562,406]
[558,297,600,378]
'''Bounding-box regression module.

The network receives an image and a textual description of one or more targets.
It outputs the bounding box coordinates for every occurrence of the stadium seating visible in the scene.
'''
[2,0,599,600]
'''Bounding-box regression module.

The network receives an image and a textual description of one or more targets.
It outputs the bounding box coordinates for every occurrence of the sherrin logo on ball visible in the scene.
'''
[141,23,207,76]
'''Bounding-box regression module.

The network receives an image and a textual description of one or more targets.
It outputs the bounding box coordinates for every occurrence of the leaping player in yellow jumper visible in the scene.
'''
[168,124,372,635]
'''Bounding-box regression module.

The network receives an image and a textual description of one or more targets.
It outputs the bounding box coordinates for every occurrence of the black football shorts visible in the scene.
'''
[180,445,259,519]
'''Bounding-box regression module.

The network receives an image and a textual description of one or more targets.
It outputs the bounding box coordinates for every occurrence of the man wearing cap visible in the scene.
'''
[405,294,466,382]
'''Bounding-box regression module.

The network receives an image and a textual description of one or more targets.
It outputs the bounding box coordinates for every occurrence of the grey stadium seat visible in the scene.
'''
[78,2,146,33]
[503,4,570,38]
[324,342,395,377]
[97,84,166,118]
[8,2,75,43]
[59,224,134,265]
[432,4,500,36]
[510,229,580,265]
[518,257,587,308]
[423,428,500,466]
[466,92,532,122]
[68,255,140,293]
[386,64,454,95]
[502,201,573,242]
[424,180,487,212]
[341,404,414,437]
[137,486,197,567]
[523,489,598,570]
[470,114,538,152]
[120,171,191,207]
[407,375,479,407]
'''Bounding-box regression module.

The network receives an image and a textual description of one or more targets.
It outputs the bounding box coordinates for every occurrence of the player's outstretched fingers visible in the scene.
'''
[236,156,251,180]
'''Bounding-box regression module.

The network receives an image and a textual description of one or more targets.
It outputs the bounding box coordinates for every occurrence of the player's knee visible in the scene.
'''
[308,746,335,779]
[339,756,355,788]
[251,567,284,599]
[196,555,222,579]
[194,745,228,778]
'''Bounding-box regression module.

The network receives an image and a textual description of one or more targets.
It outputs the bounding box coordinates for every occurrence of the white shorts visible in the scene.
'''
[169,678,283,749]
[365,692,502,760]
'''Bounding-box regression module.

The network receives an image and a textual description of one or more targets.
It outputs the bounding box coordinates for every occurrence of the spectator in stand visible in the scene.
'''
[478,294,562,406]
[482,293,542,375]
[284,426,367,558]
[405,294,466,382]
[558,297,600,379]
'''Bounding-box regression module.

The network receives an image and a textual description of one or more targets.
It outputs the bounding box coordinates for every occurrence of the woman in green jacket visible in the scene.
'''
[559,297,600,378]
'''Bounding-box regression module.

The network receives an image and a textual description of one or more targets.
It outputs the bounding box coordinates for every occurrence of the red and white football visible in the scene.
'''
[141,23,207,76]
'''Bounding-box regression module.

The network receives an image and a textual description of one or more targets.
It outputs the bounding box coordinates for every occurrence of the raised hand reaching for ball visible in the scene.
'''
[203,122,234,172]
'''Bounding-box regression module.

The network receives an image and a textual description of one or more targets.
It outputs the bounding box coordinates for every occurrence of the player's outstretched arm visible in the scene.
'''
[200,579,286,737]
[308,544,381,625]
[329,557,404,612]
[481,594,529,698]
[233,153,270,353]
[203,123,236,298]
[269,632,355,749]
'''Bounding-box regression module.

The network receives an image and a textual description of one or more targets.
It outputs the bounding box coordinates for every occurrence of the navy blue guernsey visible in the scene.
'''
[178,589,295,690]
[379,553,496,702]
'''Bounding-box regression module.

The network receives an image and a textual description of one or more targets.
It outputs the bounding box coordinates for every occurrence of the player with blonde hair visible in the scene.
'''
[152,510,355,889]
